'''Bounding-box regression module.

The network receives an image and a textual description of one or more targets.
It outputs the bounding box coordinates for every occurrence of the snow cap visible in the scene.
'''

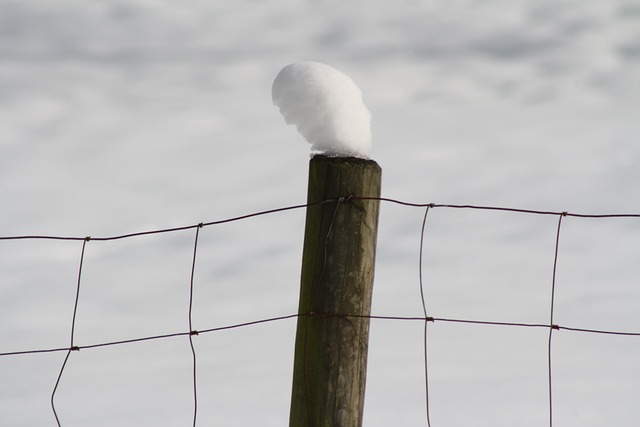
[272,61,372,158]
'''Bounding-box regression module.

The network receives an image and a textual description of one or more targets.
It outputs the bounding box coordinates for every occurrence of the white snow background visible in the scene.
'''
[1,1,639,426]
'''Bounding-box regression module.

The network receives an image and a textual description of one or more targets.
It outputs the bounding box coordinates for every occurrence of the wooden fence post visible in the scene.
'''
[289,155,382,427]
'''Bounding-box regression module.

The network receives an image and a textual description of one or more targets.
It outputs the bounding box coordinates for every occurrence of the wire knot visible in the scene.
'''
[338,194,354,203]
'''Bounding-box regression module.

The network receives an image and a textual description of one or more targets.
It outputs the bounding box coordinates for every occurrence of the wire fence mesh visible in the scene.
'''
[1,197,639,426]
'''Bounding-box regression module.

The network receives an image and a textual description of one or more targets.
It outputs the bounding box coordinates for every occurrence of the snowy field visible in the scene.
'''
[1,1,639,426]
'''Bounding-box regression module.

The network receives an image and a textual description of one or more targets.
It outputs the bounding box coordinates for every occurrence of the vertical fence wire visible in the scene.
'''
[302,197,345,427]
[51,236,89,426]
[547,213,565,427]
[188,224,203,427]
[418,205,433,427]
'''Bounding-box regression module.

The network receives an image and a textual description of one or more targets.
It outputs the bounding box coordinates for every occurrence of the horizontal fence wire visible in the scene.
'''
[0,314,304,357]
[0,200,332,242]
[2,199,639,243]
[1,196,639,426]
[355,197,640,218]
[3,312,639,359]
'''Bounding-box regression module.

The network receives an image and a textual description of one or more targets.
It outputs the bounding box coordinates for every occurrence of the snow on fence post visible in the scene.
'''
[289,155,381,427]
[271,61,379,426]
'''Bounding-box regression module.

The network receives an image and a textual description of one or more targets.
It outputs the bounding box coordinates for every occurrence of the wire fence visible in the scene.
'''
[1,196,639,426]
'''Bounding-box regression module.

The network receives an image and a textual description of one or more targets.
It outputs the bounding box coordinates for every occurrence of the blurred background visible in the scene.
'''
[1,1,639,425]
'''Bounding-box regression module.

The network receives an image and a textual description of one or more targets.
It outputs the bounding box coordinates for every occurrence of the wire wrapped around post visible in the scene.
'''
[289,155,382,427]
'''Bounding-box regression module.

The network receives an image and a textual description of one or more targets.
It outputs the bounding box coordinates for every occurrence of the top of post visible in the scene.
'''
[310,154,380,170]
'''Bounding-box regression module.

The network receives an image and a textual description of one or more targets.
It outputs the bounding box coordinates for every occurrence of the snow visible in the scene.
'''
[272,61,372,158]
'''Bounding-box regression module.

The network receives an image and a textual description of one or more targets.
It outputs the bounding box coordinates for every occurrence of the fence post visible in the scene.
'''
[289,155,381,427]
